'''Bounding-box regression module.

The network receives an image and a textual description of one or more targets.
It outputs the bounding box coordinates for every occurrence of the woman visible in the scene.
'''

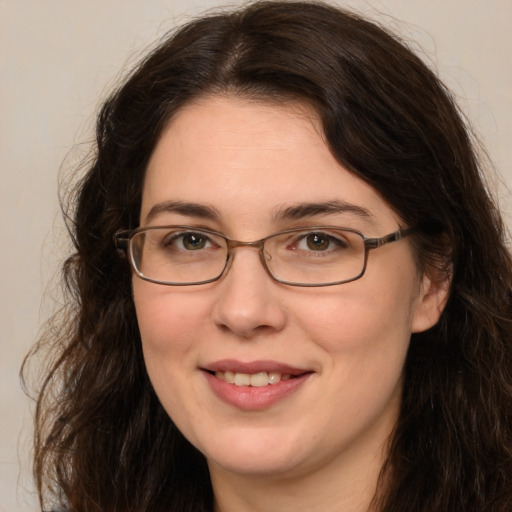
[28,1,512,511]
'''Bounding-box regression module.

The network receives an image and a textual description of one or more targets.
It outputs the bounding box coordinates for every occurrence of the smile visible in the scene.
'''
[202,360,312,410]
[214,370,293,387]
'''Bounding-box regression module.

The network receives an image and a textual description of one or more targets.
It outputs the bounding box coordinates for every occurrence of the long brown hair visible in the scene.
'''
[25,2,512,510]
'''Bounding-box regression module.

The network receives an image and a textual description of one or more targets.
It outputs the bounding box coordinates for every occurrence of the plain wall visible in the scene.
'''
[1,1,511,510]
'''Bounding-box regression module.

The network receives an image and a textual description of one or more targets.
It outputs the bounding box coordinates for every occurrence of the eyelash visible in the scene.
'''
[162,232,216,251]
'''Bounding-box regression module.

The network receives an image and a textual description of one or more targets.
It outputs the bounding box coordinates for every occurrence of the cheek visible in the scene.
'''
[289,265,420,407]
[132,283,213,431]
[132,283,212,378]
[292,282,417,353]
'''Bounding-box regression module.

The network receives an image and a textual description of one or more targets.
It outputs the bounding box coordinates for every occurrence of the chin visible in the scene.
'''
[208,452,304,478]
[199,428,312,478]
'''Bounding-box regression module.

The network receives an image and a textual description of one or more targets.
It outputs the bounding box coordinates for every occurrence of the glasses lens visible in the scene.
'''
[130,227,228,284]
[265,228,365,285]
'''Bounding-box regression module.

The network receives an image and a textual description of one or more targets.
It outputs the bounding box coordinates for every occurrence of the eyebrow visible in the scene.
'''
[273,200,373,221]
[144,200,221,224]
[144,199,373,225]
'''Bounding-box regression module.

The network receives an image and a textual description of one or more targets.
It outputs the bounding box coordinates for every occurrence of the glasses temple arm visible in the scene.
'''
[114,231,131,251]
[365,227,417,250]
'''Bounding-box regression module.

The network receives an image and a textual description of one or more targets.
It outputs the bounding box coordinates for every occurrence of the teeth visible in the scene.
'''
[234,373,251,386]
[268,372,281,384]
[214,371,293,387]
[224,371,235,384]
[250,372,268,387]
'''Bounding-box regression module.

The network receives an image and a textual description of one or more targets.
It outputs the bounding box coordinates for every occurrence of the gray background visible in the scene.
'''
[1,1,511,510]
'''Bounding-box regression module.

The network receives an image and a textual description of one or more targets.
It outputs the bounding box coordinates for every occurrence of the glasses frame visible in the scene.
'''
[114,225,416,287]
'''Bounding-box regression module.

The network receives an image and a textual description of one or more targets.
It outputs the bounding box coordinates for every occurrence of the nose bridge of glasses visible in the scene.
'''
[224,238,272,274]
[225,238,269,262]
[225,238,266,251]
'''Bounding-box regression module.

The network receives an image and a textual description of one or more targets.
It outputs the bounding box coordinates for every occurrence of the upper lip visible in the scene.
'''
[203,359,310,375]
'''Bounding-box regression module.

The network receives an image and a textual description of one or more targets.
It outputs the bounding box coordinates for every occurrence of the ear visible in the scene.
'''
[411,270,451,333]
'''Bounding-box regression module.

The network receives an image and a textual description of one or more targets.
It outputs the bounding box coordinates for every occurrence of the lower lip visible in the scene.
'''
[203,371,311,411]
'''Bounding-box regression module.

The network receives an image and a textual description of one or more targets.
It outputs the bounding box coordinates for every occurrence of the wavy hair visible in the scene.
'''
[25,1,512,511]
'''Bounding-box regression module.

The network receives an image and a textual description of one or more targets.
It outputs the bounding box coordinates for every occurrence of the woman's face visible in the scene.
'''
[133,96,446,481]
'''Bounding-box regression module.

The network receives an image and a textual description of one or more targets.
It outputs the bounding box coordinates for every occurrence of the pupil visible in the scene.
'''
[183,234,205,250]
[307,233,329,250]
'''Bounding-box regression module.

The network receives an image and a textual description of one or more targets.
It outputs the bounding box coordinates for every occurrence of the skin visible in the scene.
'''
[133,95,448,512]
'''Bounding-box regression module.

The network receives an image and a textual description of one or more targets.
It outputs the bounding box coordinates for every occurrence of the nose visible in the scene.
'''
[211,246,287,338]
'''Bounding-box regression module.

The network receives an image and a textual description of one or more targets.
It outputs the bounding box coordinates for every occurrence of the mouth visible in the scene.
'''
[201,360,313,410]
[208,370,297,387]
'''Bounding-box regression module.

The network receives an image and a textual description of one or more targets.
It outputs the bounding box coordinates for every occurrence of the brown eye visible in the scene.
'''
[182,233,208,250]
[306,233,330,250]
[161,231,211,251]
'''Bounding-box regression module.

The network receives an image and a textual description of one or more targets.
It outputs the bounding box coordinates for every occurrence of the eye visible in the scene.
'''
[181,233,209,250]
[162,231,214,251]
[296,232,349,252]
[304,233,330,251]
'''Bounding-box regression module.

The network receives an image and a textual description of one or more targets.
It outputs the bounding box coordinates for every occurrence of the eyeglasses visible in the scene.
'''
[114,225,416,287]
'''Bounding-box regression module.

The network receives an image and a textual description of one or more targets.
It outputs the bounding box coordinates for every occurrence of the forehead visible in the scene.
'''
[141,95,399,232]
